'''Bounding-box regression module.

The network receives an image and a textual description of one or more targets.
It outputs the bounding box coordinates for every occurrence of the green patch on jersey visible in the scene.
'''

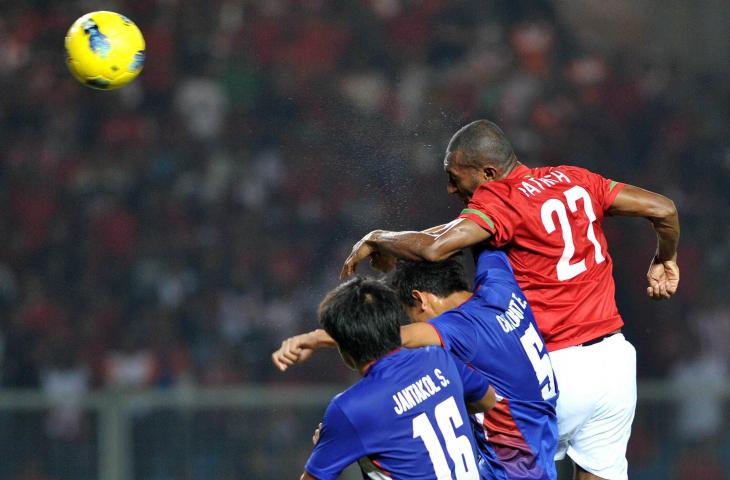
[461,208,495,229]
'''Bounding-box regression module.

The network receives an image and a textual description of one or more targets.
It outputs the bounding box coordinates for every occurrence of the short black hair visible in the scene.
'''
[446,119,516,170]
[318,277,404,366]
[391,256,470,307]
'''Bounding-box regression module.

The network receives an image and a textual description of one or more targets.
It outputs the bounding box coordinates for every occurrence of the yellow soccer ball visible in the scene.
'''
[65,11,145,90]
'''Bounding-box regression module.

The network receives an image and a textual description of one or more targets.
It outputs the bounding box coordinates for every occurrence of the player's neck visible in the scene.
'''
[498,159,522,180]
[441,291,473,311]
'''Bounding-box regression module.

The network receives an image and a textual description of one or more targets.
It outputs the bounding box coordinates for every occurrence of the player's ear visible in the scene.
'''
[411,290,427,311]
[338,348,358,372]
[482,165,498,181]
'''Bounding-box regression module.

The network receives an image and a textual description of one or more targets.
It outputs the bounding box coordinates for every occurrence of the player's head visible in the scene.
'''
[391,255,471,323]
[319,276,405,372]
[444,120,518,203]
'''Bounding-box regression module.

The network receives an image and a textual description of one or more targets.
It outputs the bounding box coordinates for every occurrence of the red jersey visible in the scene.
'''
[459,164,625,351]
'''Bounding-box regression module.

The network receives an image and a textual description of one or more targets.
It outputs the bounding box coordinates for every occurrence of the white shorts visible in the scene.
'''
[549,333,637,480]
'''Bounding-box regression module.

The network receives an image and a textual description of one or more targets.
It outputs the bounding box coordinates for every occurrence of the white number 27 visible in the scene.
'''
[540,185,605,281]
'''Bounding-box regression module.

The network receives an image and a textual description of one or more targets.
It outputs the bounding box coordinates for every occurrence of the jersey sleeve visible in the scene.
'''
[428,312,478,363]
[602,177,625,211]
[574,166,625,214]
[450,356,490,403]
[305,400,367,480]
[459,182,521,248]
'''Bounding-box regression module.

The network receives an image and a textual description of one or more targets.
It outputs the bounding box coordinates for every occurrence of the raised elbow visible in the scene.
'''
[421,245,452,263]
[652,197,677,221]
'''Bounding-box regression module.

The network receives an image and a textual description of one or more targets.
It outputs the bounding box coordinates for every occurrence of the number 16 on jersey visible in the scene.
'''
[413,396,480,480]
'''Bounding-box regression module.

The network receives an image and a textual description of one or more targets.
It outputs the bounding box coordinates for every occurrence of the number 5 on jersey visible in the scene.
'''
[541,185,605,281]
[520,323,557,400]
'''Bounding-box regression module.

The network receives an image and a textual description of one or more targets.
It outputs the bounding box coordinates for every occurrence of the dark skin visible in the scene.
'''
[290,145,679,480]
[341,149,680,301]
[337,148,679,480]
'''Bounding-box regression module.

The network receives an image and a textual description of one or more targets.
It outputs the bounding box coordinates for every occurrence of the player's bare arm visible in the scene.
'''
[467,385,497,414]
[271,329,336,372]
[273,323,442,371]
[341,218,491,279]
[300,471,316,480]
[421,223,451,234]
[400,322,443,348]
[608,184,680,300]
[362,224,456,275]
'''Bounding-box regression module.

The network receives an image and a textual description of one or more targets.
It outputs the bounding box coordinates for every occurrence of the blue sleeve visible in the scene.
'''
[473,248,516,289]
[450,356,490,403]
[304,400,367,479]
[429,311,478,363]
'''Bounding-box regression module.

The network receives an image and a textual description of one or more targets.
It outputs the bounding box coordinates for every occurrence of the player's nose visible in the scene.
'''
[447,182,458,195]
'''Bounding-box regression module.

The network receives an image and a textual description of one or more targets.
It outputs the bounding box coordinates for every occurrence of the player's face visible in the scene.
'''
[444,152,483,204]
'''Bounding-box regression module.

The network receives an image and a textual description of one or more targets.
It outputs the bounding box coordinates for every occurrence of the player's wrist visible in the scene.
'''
[310,329,336,348]
[653,252,677,264]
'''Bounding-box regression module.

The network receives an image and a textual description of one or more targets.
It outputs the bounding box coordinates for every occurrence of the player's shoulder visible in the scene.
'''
[417,344,447,355]
[474,247,512,275]
[430,305,469,328]
[410,345,464,375]
[526,164,593,180]
[330,383,358,407]
[539,164,608,182]
[519,164,614,199]
[432,300,492,334]
[328,378,376,423]
[400,344,452,365]
[388,345,445,364]
[472,164,586,198]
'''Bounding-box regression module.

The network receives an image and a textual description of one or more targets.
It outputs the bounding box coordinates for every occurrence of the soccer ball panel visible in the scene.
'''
[65,11,145,90]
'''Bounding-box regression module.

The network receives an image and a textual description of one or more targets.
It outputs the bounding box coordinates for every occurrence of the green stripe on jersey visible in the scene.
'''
[461,208,495,229]
[609,180,618,191]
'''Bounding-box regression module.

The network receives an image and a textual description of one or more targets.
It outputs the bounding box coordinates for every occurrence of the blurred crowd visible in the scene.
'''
[0,0,728,477]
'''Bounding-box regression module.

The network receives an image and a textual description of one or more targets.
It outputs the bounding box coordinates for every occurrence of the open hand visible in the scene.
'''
[646,257,679,300]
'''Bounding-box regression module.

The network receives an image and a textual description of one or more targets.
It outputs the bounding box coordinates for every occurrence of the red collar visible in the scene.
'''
[362,347,402,375]
[506,164,531,180]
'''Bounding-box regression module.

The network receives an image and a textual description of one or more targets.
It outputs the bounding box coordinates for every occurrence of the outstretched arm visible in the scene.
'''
[341,218,491,279]
[362,223,463,274]
[272,323,443,371]
[607,184,680,299]
[272,329,336,372]
[400,323,443,348]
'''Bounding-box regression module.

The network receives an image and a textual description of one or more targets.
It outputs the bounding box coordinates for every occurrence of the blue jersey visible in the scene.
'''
[305,347,491,480]
[428,249,558,480]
